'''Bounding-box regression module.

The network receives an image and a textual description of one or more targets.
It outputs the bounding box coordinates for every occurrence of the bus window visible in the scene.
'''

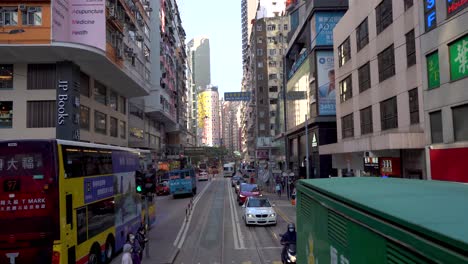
[87,198,115,239]
[77,207,87,244]
[66,194,73,228]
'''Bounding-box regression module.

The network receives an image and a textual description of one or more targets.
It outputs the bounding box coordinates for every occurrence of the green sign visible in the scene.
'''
[427,51,440,89]
[449,35,468,81]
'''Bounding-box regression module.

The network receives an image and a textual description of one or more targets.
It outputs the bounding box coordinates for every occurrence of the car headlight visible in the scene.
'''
[288,255,296,262]
[239,194,245,198]
[269,213,276,217]
[247,214,254,218]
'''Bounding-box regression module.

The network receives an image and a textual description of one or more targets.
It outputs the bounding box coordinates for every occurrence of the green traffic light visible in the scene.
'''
[137,185,142,193]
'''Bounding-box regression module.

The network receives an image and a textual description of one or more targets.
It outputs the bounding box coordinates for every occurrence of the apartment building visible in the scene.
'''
[321,0,426,178]
[419,1,468,182]
[197,85,221,147]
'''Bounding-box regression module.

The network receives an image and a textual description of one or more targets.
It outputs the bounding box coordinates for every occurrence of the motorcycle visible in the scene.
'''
[280,233,297,264]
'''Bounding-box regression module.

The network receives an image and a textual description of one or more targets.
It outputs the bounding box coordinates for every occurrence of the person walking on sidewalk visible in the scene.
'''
[121,243,133,264]
[276,182,282,198]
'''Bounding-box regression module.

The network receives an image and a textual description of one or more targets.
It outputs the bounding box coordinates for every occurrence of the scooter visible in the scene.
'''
[280,234,297,264]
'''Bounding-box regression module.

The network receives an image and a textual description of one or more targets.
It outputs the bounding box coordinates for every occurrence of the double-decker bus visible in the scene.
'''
[168,169,197,198]
[0,139,155,264]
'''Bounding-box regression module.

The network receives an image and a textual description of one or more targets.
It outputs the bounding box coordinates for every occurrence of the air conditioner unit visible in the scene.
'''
[28,7,38,12]
[145,7,153,12]
[18,4,26,11]
[108,7,116,18]
[135,35,144,42]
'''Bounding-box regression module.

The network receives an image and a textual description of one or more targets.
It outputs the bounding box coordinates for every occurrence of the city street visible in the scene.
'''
[112,176,296,264]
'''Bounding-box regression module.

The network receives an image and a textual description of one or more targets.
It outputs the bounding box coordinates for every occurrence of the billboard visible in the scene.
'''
[52,0,106,51]
[224,92,251,101]
[312,11,345,47]
[317,51,336,115]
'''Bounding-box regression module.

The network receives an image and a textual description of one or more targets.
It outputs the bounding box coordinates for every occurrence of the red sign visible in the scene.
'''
[447,0,468,17]
[379,157,401,177]
[430,147,468,182]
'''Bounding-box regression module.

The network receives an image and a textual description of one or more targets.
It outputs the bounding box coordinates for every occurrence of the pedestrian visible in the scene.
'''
[276,183,282,197]
[127,233,141,264]
[121,243,133,264]
[136,226,148,260]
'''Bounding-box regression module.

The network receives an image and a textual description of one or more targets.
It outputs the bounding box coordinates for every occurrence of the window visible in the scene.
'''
[119,96,126,114]
[94,111,107,134]
[270,99,278,105]
[406,29,416,67]
[404,0,413,10]
[376,0,393,34]
[269,61,277,67]
[269,86,278,92]
[22,7,42,26]
[110,117,118,137]
[80,72,90,97]
[257,37,263,44]
[27,64,56,90]
[430,111,443,143]
[426,51,440,89]
[0,7,18,25]
[408,88,419,124]
[342,113,354,138]
[0,101,13,128]
[269,49,276,56]
[358,62,371,92]
[259,86,264,93]
[284,24,288,30]
[257,49,263,56]
[338,37,351,67]
[269,73,277,80]
[360,106,373,134]
[356,18,369,51]
[258,61,264,68]
[259,123,265,130]
[267,24,276,31]
[259,111,265,118]
[378,44,395,82]
[0,64,13,89]
[339,75,353,102]
[80,105,90,130]
[256,24,262,31]
[87,198,114,239]
[27,100,56,128]
[258,74,263,80]
[119,121,126,139]
[270,111,276,117]
[94,81,107,105]
[453,104,468,142]
[380,96,398,130]
[110,91,118,111]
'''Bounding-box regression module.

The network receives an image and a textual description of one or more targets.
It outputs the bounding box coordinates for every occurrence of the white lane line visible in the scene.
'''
[176,181,212,249]
[173,181,211,247]
[228,180,240,249]
[228,180,245,249]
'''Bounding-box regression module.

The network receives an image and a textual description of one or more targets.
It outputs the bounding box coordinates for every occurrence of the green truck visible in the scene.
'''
[296,178,468,263]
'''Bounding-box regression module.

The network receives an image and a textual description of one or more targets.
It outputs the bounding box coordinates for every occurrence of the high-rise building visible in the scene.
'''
[418,2,468,182]
[222,100,242,155]
[197,85,221,147]
[321,0,425,178]
[242,0,259,66]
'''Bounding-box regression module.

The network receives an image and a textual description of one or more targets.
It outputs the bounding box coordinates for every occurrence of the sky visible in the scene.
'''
[178,0,243,98]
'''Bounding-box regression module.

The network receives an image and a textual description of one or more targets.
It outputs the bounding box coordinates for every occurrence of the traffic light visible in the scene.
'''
[136,171,144,194]
[144,172,156,195]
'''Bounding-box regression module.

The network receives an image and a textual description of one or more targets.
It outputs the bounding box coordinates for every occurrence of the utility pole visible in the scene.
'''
[305,114,310,179]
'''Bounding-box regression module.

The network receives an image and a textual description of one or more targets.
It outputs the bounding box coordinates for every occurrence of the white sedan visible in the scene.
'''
[242,197,277,226]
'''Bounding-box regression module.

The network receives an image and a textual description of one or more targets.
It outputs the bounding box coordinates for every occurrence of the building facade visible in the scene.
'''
[419,1,468,182]
[222,100,241,155]
[241,0,258,66]
[320,0,426,179]
[282,0,347,178]
[197,85,221,147]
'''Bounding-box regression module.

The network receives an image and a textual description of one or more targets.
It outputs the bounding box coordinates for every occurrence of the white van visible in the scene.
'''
[223,163,235,177]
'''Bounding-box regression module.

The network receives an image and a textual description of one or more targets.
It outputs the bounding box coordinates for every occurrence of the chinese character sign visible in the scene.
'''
[449,35,468,81]
[84,176,114,203]
[0,153,44,176]
[424,0,437,31]
[427,52,440,89]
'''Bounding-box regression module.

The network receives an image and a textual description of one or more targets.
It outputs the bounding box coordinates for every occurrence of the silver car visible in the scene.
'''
[242,197,277,226]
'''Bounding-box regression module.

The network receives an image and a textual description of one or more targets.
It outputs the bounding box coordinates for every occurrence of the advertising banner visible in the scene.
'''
[224,92,251,101]
[317,51,336,115]
[52,0,106,51]
[84,175,114,204]
[312,11,345,47]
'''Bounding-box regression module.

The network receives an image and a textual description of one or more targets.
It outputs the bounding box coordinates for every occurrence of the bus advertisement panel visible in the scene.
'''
[0,139,155,264]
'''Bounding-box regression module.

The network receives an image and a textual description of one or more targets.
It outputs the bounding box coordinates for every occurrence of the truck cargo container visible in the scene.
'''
[296,178,468,263]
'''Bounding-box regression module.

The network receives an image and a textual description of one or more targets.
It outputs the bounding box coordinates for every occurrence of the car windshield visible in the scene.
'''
[241,184,258,192]
[247,199,271,207]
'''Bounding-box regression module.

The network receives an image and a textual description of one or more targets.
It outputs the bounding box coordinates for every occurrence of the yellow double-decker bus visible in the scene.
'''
[0,139,155,264]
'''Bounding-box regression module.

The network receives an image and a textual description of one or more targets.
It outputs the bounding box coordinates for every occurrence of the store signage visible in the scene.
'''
[449,34,468,81]
[56,62,80,141]
[427,52,440,89]
[447,0,468,17]
[424,0,437,32]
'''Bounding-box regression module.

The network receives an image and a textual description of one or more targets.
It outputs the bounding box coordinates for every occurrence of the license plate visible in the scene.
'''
[3,180,20,192]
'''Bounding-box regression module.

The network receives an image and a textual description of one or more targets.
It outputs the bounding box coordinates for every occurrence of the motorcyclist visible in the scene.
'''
[281,223,297,262]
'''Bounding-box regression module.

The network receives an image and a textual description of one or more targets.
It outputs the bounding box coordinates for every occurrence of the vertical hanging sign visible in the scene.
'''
[56,61,81,141]
[424,0,437,32]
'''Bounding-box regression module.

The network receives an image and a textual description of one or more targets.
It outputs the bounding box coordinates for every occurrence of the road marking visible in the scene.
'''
[275,205,292,224]
[228,180,240,249]
[227,179,246,249]
[172,181,212,248]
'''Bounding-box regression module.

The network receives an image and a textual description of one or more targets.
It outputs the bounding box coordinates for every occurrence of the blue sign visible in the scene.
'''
[424,0,437,31]
[84,175,114,203]
[224,92,251,101]
[313,12,345,47]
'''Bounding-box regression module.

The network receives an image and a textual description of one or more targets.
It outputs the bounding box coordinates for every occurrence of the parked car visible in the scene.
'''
[235,178,247,193]
[156,181,170,195]
[237,183,261,205]
[242,197,277,226]
[231,175,242,187]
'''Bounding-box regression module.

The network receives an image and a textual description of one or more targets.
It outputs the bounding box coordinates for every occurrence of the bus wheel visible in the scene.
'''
[105,236,115,263]
[88,243,101,264]
[193,188,197,195]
